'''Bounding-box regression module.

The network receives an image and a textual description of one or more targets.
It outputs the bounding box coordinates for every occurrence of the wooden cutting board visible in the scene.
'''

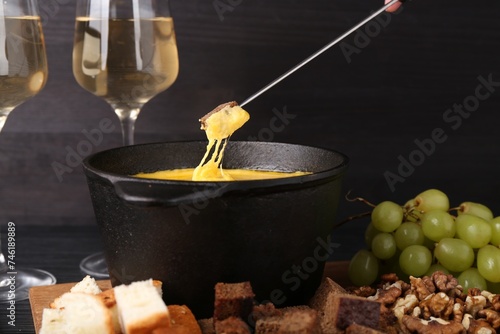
[30,280,112,333]
[29,261,350,333]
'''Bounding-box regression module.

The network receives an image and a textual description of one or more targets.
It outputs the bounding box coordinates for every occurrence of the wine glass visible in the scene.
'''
[0,0,56,302]
[73,0,179,146]
[73,0,179,277]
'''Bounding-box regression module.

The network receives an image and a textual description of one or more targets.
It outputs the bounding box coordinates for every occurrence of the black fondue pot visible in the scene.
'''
[82,141,348,318]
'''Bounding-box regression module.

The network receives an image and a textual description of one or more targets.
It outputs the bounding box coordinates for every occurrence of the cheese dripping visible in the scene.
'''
[192,101,250,181]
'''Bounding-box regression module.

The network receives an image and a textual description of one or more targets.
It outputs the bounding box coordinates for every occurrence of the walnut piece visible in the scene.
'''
[349,285,376,298]
[393,294,419,321]
[466,317,495,334]
[372,285,402,305]
[410,276,435,300]
[401,315,465,334]
[380,273,399,284]
[431,271,459,294]
[452,301,465,324]
[465,295,487,318]
[468,288,482,297]
[419,292,454,320]
[489,294,500,312]
[477,308,500,329]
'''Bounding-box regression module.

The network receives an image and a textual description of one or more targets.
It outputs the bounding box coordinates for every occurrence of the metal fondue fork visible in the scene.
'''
[240,0,406,107]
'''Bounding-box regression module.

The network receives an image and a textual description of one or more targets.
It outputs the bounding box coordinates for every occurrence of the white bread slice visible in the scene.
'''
[98,279,163,334]
[41,292,114,334]
[99,289,121,334]
[39,308,66,334]
[114,279,170,334]
[152,280,163,297]
[50,275,103,309]
[70,275,102,295]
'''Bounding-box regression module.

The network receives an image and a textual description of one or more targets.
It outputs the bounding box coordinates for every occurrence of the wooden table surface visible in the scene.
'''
[0,225,105,333]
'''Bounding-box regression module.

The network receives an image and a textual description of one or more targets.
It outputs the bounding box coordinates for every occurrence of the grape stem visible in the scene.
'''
[344,190,377,208]
[448,206,462,215]
[404,207,423,222]
[332,211,372,230]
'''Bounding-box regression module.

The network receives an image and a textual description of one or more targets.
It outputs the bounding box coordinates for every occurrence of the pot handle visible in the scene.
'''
[112,180,237,207]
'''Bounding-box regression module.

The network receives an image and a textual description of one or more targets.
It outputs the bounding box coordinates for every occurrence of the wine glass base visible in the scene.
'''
[0,268,56,303]
[79,252,109,279]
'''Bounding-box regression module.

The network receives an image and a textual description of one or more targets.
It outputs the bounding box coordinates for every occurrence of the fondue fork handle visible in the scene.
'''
[240,0,406,107]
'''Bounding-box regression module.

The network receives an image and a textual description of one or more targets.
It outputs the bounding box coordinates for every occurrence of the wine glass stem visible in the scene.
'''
[115,107,140,146]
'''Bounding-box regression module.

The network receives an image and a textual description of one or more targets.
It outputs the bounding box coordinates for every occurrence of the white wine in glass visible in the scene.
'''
[0,0,56,302]
[0,8,47,130]
[73,0,179,278]
[73,0,179,146]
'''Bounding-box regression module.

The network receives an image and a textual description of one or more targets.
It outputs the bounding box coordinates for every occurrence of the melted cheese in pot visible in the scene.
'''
[135,168,309,181]
[134,103,310,181]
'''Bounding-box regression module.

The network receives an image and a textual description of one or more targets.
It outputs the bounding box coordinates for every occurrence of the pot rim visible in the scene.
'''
[82,140,349,185]
[83,140,349,207]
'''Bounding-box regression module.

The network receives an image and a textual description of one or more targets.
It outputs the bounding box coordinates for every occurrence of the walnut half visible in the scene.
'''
[401,315,465,334]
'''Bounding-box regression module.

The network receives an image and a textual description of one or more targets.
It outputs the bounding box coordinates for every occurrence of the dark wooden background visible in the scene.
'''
[0,0,499,260]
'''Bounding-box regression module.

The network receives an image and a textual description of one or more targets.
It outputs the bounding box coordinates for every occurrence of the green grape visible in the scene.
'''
[477,245,500,283]
[404,199,416,210]
[349,249,379,286]
[399,245,432,277]
[455,214,492,249]
[458,202,494,221]
[434,238,474,272]
[457,268,487,294]
[364,222,380,249]
[414,189,450,212]
[420,210,456,242]
[425,263,450,276]
[371,201,403,233]
[488,217,500,247]
[371,233,397,260]
[394,222,425,250]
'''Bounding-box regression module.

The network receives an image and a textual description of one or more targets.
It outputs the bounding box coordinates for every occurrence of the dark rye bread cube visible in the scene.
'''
[197,318,215,334]
[251,303,283,323]
[308,277,347,333]
[214,316,251,334]
[214,282,255,322]
[346,323,385,334]
[200,101,238,129]
[309,277,346,310]
[331,294,380,332]
[255,308,321,334]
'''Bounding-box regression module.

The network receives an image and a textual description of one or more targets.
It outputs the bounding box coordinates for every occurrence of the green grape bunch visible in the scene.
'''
[347,189,500,293]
